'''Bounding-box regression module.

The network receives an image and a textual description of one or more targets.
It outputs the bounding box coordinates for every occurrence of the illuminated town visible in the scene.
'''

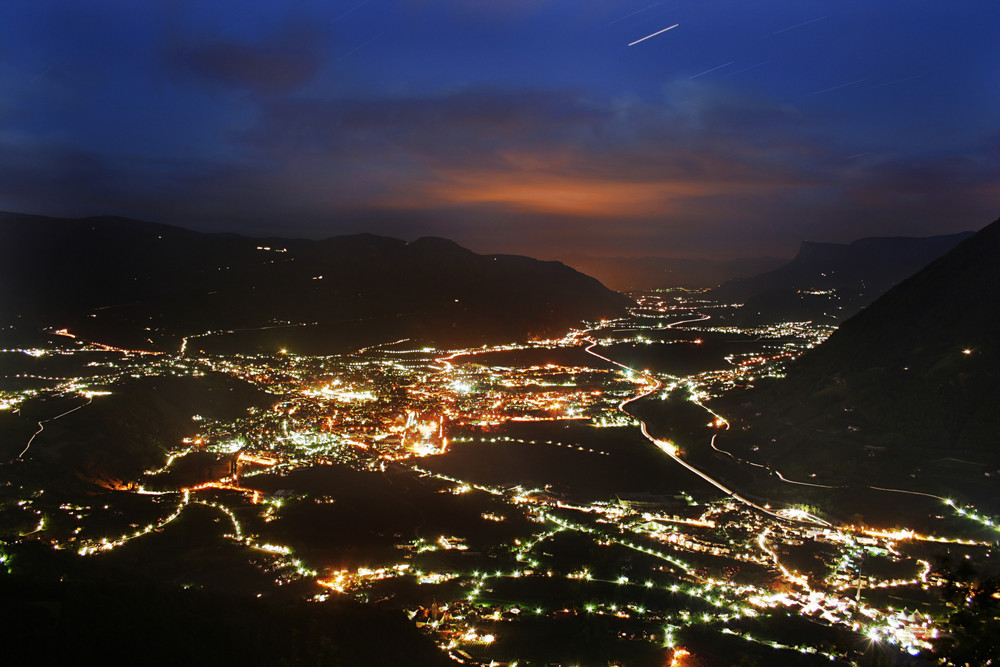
[1,291,996,666]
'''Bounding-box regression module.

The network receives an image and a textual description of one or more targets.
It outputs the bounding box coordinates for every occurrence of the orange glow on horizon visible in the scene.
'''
[422,170,709,217]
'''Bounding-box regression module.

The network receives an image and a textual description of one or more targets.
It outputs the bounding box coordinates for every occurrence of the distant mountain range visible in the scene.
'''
[0,212,628,351]
[720,216,1000,499]
[711,232,973,324]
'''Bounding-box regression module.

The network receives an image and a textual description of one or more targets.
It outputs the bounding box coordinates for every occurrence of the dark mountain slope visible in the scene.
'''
[0,212,628,350]
[717,216,1000,498]
[0,372,272,491]
[712,232,972,324]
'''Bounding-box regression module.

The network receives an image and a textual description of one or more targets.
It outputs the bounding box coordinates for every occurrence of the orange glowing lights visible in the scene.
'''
[238,452,280,466]
[184,481,261,503]
[668,648,691,667]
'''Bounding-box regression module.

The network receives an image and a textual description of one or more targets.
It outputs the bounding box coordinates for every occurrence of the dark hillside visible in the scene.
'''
[716,217,1000,500]
[0,212,629,351]
[712,232,972,324]
[2,373,271,491]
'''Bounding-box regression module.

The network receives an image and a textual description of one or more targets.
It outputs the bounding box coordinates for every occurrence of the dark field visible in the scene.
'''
[425,421,722,501]
[243,464,538,569]
[600,336,762,377]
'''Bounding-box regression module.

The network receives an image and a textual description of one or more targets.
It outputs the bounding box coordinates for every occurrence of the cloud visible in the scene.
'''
[164,37,320,95]
[2,79,996,262]
[220,83,1000,256]
[237,83,821,216]
[245,88,597,160]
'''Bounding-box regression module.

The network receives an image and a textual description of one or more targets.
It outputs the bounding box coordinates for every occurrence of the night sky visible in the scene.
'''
[2,1,998,272]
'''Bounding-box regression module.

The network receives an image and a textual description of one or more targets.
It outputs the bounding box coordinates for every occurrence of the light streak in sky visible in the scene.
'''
[332,0,370,24]
[813,78,868,95]
[689,62,735,79]
[866,75,923,91]
[603,2,666,29]
[335,32,385,63]
[769,16,827,36]
[724,60,770,78]
[628,24,679,46]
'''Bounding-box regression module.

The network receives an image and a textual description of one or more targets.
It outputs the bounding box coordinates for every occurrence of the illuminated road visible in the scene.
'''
[582,337,666,411]
[705,414,841,491]
[580,326,821,526]
[772,469,838,489]
[867,485,947,501]
[665,313,711,328]
[638,420,797,523]
[179,321,316,354]
[17,394,93,460]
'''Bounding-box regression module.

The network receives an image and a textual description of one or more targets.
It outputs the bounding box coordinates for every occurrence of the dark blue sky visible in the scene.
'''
[2,0,997,268]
